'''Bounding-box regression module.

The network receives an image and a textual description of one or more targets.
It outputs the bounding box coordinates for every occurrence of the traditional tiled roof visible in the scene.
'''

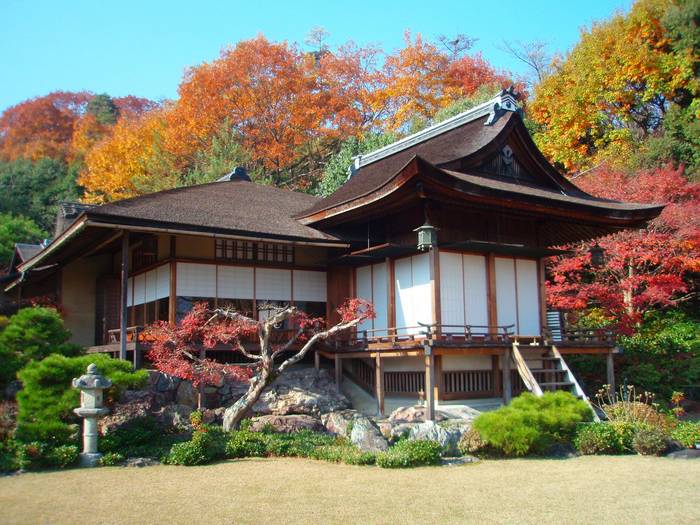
[14,243,43,263]
[86,179,341,243]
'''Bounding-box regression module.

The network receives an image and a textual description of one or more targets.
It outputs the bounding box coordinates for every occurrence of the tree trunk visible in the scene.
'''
[222,364,276,431]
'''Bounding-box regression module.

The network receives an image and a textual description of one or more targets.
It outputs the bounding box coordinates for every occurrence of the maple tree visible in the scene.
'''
[529,0,698,173]
[546,164,700,330]
[147,299,374,430]
[0,92,92,162]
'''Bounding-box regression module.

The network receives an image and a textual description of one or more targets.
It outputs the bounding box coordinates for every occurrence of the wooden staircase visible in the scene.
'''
[511,342,599,420]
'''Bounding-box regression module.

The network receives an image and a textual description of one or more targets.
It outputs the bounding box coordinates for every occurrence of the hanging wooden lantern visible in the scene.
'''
[590,243,606,268]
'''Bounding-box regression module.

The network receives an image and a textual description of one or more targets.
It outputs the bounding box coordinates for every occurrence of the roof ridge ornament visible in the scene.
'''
[347,88,522,176]
[485,86,521,125]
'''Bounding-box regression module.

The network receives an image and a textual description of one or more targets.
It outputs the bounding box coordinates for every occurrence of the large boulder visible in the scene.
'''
[154,404,193,430]
[389,406,447,424]
[350,415,389,453]
[321,409,389,452]
[251,368,350,416]
[176,381,199,408]
[407,420,471,456]
[321,409,360,437]
[249,414,325,433]
[98,391,161,434]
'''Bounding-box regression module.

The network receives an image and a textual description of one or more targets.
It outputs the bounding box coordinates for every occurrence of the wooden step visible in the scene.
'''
[539,381,574,388]
[529,368,566,374]
[524,356,559,362]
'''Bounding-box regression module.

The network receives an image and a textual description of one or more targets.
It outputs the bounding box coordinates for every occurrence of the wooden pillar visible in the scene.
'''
[502,347,512,404]
[314,350,320,371]
[334,354,342,392]
[119,231,129,362]
[168,236,177,324]
[537,258,547,335]
[492,355,502,396]
[424,347,435,421]
[486,253,498,339]
[606,352,615,393]
[429,247,441,337]
[375,355,385,417]
[434,354,443,402]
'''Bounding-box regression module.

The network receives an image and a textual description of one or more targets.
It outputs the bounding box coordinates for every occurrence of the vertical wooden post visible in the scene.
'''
[492,355,501,397]
[375,355,385,417]
[424,347,435,421]
[486,253,498,340]
[537,258,547,335]
[606,352,615,393]
[119,231,129,362]
[314,350,320,371]
[387,257,395,337]
[334,354,342,392]
[434,354,443,402]
[502,347,512,404]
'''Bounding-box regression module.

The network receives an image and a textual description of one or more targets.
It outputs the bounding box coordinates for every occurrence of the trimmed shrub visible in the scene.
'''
[225,430,267,458]
[16,354,148,445]
[376,439,442,468]
[473,391,593,457]
[0,440,19,472]
[633,426,668,456]
[100,452,125,466]
[670,421,700,448]
[0,307,82,388]
[167,426,228,466]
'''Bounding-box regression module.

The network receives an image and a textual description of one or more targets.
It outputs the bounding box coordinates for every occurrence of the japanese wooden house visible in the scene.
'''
[6,90,663,418]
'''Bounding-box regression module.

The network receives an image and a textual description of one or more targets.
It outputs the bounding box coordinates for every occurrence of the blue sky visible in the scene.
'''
[1,0,633,112]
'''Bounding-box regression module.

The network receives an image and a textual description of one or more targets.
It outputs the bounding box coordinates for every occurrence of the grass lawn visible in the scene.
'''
[0,455,698,524]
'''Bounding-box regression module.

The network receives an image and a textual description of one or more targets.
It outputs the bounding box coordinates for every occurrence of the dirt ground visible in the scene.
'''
[0,455,698,524]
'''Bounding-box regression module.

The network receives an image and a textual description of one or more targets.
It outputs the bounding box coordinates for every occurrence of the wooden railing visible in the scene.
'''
[542,327,616,346]
[345,359,375,394]
[107,326,144,343]
[345,324,516,349]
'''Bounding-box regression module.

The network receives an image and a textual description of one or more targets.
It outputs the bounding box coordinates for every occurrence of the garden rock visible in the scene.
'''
[666,449,700,459]
[251,368,351,416]
[98,391,160,434]
[249,414,325,433]
[408,420,470,456]
[442,455,480,466]
[389,405,447,423]
[154,404,193,429]
[321,409,361,437]
[176,381,199,408]
[202,407,227,425]
[350,415,389,453]
[125,457,160,468]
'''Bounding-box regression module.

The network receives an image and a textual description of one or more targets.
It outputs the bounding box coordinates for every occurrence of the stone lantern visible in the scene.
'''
[73,363,112,467]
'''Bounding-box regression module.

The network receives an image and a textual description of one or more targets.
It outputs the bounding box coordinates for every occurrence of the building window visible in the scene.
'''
[215,239,294,265]
[132,236,157,271]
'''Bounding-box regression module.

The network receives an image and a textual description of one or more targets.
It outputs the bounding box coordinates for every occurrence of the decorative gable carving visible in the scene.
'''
[477,145,539,184]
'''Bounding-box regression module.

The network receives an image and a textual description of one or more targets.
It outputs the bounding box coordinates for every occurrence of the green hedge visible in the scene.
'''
[16,354,148,446]
[375,439,442,468]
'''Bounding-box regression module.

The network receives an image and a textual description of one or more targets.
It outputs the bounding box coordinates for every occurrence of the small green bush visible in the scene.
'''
[225,430,267,458]
[100,417,185,459]
[310,444,376,465]
[100,452,125,466]
[575,422,631,455]
[473,391,593,457]
[0,440,19,472]
[16,354,148,445]
[376,439,442,468]
[16,442,78,470]
[633,426,668,456]
[670,421,700,448]
[167,426,228,466]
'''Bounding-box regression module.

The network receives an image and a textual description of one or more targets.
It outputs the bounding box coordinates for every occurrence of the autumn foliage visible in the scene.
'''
[547,165,699,329]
